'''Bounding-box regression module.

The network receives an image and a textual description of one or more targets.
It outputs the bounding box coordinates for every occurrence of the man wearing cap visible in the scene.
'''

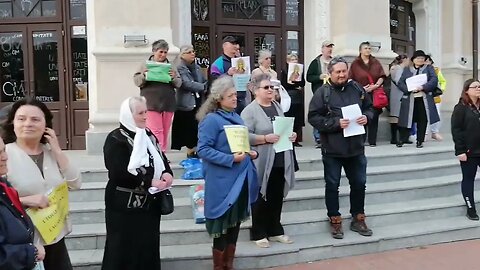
[211,35,248,113]
[307,40,334,147]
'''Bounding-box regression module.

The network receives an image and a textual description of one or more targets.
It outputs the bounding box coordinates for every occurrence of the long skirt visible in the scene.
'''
[206,181,249,238]
[101,208,161,270]
[171,108,199,150]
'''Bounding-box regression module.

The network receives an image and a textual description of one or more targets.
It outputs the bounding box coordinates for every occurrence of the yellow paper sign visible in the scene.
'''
[26,183,69,244]
[224,125,250,153]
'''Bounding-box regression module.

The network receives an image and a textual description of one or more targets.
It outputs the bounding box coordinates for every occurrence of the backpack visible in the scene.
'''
[322,80,365,114]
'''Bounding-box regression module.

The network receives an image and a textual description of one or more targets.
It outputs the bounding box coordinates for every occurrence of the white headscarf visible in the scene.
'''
[119,97,165,180]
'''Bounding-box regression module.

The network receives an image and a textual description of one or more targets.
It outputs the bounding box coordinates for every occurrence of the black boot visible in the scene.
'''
[390,123,398,144]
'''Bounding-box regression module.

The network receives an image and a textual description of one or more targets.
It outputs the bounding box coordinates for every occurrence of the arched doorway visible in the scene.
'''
[390,0,416,55]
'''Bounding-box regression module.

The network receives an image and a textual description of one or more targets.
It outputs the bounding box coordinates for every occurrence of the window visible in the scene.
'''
[0,0,57,19]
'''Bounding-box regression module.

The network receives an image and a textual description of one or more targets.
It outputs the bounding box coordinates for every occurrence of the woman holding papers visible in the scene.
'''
[171,45,207,158]
[133,39,182,152]
[101,97,173,270]
[2,98,81,270]
[451,79,480,220]
[396,50,439,148]
[281,53,305,147]
[0,136,47,270]
[196,76,259,270]
[349,42,387,147]
[241,73,297,248]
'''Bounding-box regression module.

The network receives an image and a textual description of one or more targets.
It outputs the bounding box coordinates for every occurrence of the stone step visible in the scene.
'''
[70,158,460,202]
[65,194,475,250]
[76,144,454,183]
[69,174,469,224]
[70,216,480,270]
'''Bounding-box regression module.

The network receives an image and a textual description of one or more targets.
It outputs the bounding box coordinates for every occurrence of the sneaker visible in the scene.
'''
[329,216,344,239]
[269,235,294,244]
[467,209,479,221]
[315,143,322,149]
[432,133,443,141]
[350,214,373,236]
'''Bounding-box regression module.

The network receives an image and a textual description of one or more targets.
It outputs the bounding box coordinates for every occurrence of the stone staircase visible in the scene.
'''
[65,139,480,270]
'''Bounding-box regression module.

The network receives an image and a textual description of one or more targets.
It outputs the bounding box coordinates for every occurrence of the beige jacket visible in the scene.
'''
[6,142,81,246]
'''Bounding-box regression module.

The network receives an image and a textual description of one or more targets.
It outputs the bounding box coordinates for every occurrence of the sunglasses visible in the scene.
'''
[260,85,274,90]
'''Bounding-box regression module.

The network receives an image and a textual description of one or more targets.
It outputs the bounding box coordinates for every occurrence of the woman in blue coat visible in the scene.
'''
[196,75,259,270]
[397,50,440,148]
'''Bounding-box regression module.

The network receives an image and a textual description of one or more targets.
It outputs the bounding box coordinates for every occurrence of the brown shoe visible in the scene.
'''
[350,213,373,236]
[223,244,236,270]
[212,248,225,270]
[329,216,344,239]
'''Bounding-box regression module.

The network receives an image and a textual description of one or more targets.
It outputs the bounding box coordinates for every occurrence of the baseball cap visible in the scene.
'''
[222,35,238,44]
[322,40,334,47]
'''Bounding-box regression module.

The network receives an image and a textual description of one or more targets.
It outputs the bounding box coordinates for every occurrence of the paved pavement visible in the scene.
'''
[266,239,480,270]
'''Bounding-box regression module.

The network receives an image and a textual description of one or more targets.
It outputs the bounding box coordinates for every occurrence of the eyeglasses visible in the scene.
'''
[260,85,274,90]
[184,50,195,54]
[469,85,480,89]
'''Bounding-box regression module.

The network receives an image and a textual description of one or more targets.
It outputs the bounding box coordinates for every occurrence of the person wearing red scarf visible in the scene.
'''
[0,137,45,269]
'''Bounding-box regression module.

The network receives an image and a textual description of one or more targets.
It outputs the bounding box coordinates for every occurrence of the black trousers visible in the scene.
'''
[43,238,73,270]
[460,157,480,210]
[399,97,428,143]
[366,108,383,145]
[250,167,285,241]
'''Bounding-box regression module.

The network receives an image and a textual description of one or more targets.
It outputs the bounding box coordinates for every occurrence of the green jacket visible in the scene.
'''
[306,55,324,94]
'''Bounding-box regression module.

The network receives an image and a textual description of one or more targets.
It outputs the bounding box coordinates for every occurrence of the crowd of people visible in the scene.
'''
[0,35,479,270]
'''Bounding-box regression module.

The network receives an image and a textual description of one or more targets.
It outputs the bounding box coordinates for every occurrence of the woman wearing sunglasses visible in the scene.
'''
[241,73,298,248]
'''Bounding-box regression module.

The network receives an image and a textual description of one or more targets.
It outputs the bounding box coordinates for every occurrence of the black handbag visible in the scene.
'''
[155,189,174,215]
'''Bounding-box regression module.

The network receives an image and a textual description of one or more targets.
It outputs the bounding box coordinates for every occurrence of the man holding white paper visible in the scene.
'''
[308,56,374,240]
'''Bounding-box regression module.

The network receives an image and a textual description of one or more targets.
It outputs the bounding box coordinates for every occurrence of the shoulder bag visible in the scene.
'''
[367,74,388,109]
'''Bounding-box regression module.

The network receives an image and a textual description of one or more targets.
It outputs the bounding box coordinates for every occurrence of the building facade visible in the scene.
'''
[0,0,476,152]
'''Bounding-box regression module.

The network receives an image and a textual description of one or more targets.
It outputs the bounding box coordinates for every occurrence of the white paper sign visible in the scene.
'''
[231,56,251,74]
[406,74,427,92]
[341,104,366,137]
[272,117,295,153]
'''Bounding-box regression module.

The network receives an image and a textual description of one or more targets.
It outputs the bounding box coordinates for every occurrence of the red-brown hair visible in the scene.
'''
[460,78,480,106]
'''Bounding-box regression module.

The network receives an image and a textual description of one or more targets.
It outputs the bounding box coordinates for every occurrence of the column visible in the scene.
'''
[329,0,398,62]
[85,0,179,154]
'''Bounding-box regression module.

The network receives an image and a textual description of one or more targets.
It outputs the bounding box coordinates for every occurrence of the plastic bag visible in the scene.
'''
[179,158,204,180]
[190,184,206,224]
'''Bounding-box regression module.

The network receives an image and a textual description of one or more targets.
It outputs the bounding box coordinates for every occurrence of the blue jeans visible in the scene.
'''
[323,155,367,217]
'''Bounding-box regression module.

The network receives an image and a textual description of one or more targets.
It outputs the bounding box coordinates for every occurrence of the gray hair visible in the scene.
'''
[258,49,272,65]
[174,44,195,65]
[152,39,169,52]
[128,96,147,113]
[249,73,271,92]
[327,56,348,73]
[196,76,235,121]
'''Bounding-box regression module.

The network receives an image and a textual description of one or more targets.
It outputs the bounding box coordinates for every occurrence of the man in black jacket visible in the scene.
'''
[308,56,374,239]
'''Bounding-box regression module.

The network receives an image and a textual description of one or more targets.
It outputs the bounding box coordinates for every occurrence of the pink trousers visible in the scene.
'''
[146,111,174,152]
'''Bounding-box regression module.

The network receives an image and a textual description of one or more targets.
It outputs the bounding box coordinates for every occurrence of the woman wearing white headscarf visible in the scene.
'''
[101,96,173,270]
